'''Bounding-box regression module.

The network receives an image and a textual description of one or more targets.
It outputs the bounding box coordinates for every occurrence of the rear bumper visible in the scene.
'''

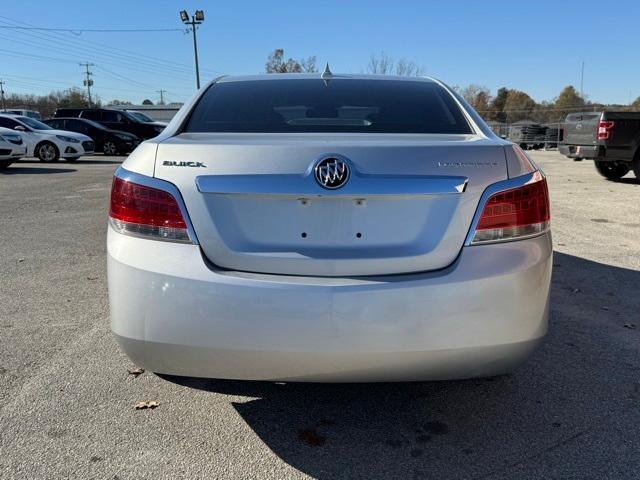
[559,144,600,159]
[108,230,552,382]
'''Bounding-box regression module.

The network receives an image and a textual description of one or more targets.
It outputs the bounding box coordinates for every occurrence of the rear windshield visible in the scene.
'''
[184,79,473,134]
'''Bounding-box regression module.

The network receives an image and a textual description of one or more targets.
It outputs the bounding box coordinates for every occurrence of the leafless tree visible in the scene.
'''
[265,49,317,73]
[367,51,424,76]
[460,84,491,114]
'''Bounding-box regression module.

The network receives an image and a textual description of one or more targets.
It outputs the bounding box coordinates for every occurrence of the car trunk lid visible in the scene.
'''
[155,133,507,276]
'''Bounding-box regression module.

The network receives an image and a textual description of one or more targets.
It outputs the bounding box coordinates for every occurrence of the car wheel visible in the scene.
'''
[0,160,12,169]
[36,142,59,162]
[103,141,118,156]
[594,161,630,180]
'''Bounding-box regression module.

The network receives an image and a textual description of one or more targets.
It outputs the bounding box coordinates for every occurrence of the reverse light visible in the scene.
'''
[109,176,192,243]
[597,121,615,140]
[471,171,550,244]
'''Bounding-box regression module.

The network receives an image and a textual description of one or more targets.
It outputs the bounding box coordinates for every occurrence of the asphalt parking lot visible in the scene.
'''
[1,152,639,479]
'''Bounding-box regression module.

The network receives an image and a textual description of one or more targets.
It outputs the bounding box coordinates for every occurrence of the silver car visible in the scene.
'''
[108,73,551,382]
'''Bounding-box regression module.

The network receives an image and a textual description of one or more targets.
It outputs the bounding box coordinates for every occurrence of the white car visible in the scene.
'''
[0,126,26,169]
[0,114,94,162]
[108,73,552,382]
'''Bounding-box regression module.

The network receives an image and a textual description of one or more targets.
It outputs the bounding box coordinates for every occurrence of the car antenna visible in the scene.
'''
[321,63,333,85]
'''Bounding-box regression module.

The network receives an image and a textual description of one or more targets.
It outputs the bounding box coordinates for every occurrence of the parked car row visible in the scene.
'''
[45,118,139,156]
[54,108,167,141]
[559,111,640,180]
[0,114,95,162]
[0,107,167,164]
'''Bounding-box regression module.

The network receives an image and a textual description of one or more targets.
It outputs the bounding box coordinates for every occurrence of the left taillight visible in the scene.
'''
[109,176,192,243]
[470,171,550,245]
[597,120,615,140]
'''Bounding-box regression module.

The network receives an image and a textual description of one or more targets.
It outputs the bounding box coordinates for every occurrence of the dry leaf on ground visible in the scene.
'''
[134,401,159,410]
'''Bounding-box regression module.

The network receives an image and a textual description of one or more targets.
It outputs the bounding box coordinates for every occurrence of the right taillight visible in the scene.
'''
[471,171,550,245]
[109,176,192,243]
[597,120,615,140]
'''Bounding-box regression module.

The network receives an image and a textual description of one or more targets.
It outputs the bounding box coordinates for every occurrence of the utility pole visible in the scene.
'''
[0,79,5,111]
[580,61,584,100]
[80,62,95,107]
[156,89,167,105]
[179,10,205,89]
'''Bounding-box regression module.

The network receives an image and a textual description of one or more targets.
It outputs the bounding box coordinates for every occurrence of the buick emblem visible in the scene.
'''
[314,157,350,189]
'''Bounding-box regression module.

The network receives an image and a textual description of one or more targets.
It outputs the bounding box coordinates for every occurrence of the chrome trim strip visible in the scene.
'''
[195,173,468,197]
[463,170,546,246]
[113,166,200,245]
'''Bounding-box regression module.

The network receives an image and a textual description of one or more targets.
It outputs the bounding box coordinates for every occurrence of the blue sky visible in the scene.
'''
[2,0,638,105]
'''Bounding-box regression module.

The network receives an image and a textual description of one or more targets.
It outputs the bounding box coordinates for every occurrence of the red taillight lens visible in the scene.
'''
[472,172,550,244]
[109,176,191,243]
[597,120,615,140]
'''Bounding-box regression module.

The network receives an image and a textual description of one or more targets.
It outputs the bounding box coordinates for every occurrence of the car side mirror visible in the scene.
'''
[14,126,26,132]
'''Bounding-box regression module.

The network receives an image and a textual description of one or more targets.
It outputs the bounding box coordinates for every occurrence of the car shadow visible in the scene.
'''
[1,166,77,174]
[159,251,640,479]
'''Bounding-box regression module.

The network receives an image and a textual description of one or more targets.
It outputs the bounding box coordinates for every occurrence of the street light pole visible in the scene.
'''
[580,61,584,100]
[180,10,204,89]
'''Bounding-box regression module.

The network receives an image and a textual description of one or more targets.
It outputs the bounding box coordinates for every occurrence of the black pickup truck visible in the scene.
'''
[559,111,640,180]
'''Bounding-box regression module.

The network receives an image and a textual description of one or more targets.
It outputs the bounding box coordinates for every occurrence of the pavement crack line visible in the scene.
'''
[472,401,640,480]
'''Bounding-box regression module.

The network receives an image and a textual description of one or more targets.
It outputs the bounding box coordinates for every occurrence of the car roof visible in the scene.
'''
[49,117,90,121]
[214,73,436,84]
[0,113,25,120]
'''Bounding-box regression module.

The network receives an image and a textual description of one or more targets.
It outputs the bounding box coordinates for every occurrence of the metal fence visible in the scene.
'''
[486,121,564,150]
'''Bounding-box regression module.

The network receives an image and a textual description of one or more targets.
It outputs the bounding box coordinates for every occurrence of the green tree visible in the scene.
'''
[141,99,154,105]
[504,90,536,123]
[554,86,585,119]
[489,87,510,122]
[265,49,317,73]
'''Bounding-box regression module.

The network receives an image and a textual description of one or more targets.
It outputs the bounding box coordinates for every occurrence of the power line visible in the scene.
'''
[0,76,189,99]
[0,15,223,101]
[0,31,205,94]
[94,65,156,90]
[0,29,205,81]
[0,15,223,77]
[0,25,185,33]
[0,47,77,64]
